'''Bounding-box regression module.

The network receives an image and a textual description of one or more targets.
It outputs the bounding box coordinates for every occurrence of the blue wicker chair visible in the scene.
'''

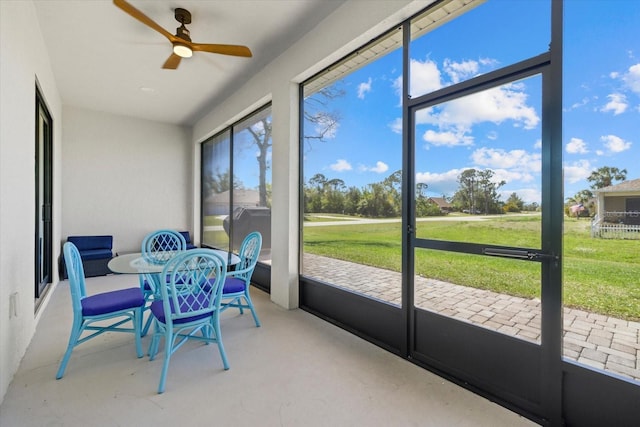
[148,249,229,393]
[139,229,187,336]
[56,242,144,379]
[220,231,262,327]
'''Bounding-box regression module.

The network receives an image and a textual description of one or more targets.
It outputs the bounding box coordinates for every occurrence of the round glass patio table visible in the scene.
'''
[108,250,240,274]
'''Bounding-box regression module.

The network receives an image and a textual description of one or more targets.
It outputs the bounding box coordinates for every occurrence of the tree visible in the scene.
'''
[477,169,505,214]
[416,183,428,198]
[309,173,328,190]
[343,186,362,216]
[358,182,398,217]
[504,192,524,213]
[246,117,272,207]
[303,84,346,144]
[587,166,627,189]
[452,169,505,214]
[383,170,402,212]
[323,179,346,213]
[203,169,243,194]
[244,84,346,210]
[566,189,593,205]
[454,168,479,213]
[565,189,594,217]
[305,174,328,213]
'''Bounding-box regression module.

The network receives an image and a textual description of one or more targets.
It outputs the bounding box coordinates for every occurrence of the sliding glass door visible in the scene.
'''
[201,105,272,263]
[35,88,53,304]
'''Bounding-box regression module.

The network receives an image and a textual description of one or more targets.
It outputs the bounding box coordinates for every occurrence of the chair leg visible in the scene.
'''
[244,292,261,327]
[212,314,230,370]
[56,321,84,379]
[141,311,153,338]
[148,321,161,360]
[158,330,173,394]
[134,308,144,358]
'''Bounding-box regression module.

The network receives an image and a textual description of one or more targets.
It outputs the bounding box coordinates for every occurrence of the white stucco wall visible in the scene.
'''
[62,107,192,253]
[0,0,62,404]
[0,0,431,405]
[192,0,427,309]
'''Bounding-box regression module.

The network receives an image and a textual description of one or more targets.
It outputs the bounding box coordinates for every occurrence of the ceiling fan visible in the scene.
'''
[113,0,252,69]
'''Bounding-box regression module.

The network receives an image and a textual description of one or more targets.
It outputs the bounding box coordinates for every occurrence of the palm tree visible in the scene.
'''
[587,166,627,189]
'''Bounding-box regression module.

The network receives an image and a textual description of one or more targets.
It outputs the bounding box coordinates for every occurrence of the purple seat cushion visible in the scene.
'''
[223,277,246,294]
[150,294,213,325]
[81,287,144,316]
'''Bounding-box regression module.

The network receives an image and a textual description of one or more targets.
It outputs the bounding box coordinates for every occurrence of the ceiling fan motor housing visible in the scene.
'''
[174,8,191,24]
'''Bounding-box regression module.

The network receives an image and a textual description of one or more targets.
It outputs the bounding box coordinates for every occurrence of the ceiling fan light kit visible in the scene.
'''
[113,0,252,70]
[173,43,192,58]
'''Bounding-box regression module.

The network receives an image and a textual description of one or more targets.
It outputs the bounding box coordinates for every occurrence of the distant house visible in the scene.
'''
[592,178,640,238]
[427,197,453,213]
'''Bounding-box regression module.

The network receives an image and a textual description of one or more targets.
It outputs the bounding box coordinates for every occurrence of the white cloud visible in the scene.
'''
[363,161,389,173]
[423,129,473,147]
[358,161,389,173]
[443,59,479,84]
[533,139,542,149]
[388,118,402,134]
[415,169,463,195]
[417,83,540,131]
[471,147,541,173]
[566,137,589,154]
[601,134,632,153]
[357,77,372,99]
[501,187,541,204]
[622,63,640,94]
[394,58,538,143]
[408,58,442,95]
[600,93,628,115]
[491,168,535,184]
[566,97,590,111]
[330,159,352,172]
[479,57,500,68]
[563,159,592,184]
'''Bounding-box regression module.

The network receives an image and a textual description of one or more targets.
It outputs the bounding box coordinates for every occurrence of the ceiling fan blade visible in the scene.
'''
[113,0,176,42]
[191,43,253,58]
[162,53,182,69]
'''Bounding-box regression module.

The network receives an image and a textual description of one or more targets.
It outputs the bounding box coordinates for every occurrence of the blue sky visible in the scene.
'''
[302,0,640,205]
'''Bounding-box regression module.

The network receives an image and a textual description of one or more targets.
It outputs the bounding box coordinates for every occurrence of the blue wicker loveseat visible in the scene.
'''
[61,235,113,279]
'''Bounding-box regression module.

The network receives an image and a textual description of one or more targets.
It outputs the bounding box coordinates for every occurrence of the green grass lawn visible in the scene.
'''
[303,214,640,321]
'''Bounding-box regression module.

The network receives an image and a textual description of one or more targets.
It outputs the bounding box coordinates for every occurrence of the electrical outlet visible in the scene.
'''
[9,292,18,318]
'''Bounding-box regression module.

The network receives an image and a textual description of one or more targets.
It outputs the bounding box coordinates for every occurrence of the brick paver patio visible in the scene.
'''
[303,253,640,382]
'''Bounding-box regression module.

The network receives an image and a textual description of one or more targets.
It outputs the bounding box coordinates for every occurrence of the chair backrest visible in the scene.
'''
[63,242,87,314]
[233,231,262,281]
[160,249,228,322]
[141,229,187,264]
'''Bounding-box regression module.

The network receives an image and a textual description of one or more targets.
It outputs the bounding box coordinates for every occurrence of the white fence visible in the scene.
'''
[591,212,640,239]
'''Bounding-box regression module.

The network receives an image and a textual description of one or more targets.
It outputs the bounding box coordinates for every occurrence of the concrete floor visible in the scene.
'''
[1,274,536,427]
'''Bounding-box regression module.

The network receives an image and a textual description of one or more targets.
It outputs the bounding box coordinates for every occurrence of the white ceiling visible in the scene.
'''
[34,0,346,125]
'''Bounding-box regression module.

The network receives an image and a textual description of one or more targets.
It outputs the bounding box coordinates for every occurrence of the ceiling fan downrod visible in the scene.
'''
[174,8,192,42]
